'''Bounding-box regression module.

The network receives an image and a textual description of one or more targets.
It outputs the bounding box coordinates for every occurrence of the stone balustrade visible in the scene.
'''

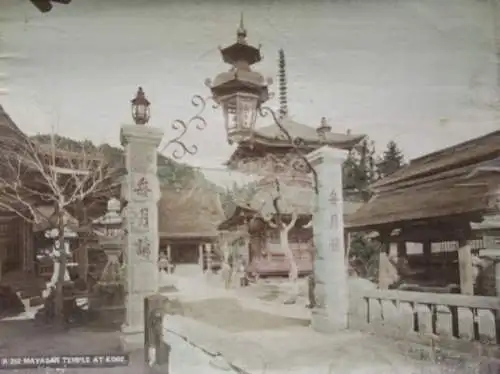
[349,289,500,357]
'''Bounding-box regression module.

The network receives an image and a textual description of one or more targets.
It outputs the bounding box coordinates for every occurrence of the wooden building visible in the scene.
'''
[0,104,119,296]
[219,196,363,277]
[346,130,500,296]
[158,182,226,272]
[218,49,364,277]
[0,105,40,293]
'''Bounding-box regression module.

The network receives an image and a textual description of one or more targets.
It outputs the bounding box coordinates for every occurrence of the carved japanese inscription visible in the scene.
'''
[329,237,341,253]
[138,207,149,228]
[328,189,339,205]
[133,176,152,199]
[330,213,338,230]
[128,206,150,233]
[134,236,151,260]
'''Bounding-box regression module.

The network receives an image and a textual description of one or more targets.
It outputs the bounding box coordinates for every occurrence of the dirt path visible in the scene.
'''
[180,297,309,332]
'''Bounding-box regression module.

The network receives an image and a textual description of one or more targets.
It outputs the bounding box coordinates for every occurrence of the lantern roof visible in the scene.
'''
[219,14,262,67]
[207,69,269,104]
[131,87,150,107]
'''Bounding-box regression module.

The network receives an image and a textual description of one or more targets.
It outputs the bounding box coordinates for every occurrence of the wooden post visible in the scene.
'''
[206,243,212,273]
[18,218,26,273]
[378,231,393,290]
[198,244,204,272]
[166,245,171,262]
[166,245,172,274]
[26,222,34,273]
[421,240,431,272]
[396,241,407,258]
[144,294,170,370]
[457,238,474,295]
[422,240,431,258]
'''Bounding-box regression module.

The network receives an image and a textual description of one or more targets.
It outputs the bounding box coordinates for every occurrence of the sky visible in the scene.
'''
[0,0,499,186]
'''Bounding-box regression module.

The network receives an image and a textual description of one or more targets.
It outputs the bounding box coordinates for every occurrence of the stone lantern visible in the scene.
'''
[206,16,270,145]
[89,198,125,327]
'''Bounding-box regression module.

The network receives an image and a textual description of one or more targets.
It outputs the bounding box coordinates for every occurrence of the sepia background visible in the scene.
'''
[0,0,498,184]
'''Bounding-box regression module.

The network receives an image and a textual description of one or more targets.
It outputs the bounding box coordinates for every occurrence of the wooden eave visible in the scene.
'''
[346,170,500,233]
[372,130,500,190]
[217,205,257,231]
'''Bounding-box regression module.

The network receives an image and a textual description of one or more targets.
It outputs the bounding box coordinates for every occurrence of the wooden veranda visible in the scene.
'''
[346,130,500,356]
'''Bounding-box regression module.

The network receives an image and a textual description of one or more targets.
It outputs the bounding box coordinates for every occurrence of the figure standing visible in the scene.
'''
[158,251,169,273]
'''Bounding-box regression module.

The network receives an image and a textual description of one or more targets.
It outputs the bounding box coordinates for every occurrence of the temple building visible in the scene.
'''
[0,104,118,298]
[215,34,364,276]
[158,181,226,272]
[346,130,500,296]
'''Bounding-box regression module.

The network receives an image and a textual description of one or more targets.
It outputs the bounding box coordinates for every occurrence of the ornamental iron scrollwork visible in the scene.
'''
[159,95,217,159]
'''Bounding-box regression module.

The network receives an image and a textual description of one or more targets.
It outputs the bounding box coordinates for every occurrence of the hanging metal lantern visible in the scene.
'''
[131,87,151,125]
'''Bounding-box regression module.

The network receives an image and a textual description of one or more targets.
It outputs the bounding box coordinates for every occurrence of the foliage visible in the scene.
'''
[376,140,406,178]
[30,134,201,188]
[343,139,406,281]
[348,233,380,281]
[342,137,378,202]
[219,181,258,218]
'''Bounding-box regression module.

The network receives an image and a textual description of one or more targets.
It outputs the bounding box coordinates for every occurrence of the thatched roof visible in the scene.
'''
[0,104,26,145]
[347,130,500,231]
[158,183,226,240]
[371,130,500,191]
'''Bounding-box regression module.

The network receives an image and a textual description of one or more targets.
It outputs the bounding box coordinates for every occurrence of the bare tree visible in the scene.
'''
[0,133,122,325]
[254,179,313,303]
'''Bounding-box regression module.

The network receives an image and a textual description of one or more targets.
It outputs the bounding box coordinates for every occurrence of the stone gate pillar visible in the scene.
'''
[307,146,349,333]
[120,124,163,350]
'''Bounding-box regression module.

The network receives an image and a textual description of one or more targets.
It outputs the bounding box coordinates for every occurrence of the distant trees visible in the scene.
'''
[343,138,378,202]
[376,140,406,178]
[343,138,406,202]
[30,134,201,189]
[343,138,406,280]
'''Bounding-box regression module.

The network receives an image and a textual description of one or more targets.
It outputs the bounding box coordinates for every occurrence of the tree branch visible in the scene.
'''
[302,218,313,229]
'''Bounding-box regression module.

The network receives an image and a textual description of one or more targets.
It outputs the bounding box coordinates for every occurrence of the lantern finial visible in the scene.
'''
[237,12,247,44]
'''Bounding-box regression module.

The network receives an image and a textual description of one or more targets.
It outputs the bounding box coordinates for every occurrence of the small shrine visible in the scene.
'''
[216,25,364,277]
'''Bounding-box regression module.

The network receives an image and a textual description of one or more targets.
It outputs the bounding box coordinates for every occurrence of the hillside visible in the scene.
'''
[29,134,220,191]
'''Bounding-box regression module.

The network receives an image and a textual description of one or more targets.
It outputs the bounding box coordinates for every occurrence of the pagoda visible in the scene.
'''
[216,22,365,277]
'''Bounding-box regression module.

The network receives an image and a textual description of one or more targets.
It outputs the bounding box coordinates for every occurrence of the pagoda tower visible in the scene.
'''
[217,32,365,276]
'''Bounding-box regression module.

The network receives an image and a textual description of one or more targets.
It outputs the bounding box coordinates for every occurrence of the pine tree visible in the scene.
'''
[342,137,377,202]
[377,140,405,178]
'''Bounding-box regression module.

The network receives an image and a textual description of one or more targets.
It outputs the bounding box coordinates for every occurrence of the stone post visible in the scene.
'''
[205,243,213,273]
[198,244,204,272]
[457,238,474,295]
[166,245,172,274]
[306,146,348,333]
[120,124,163,350]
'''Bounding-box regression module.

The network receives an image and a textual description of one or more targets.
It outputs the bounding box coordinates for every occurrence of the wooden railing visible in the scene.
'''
[349,289,500,357]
